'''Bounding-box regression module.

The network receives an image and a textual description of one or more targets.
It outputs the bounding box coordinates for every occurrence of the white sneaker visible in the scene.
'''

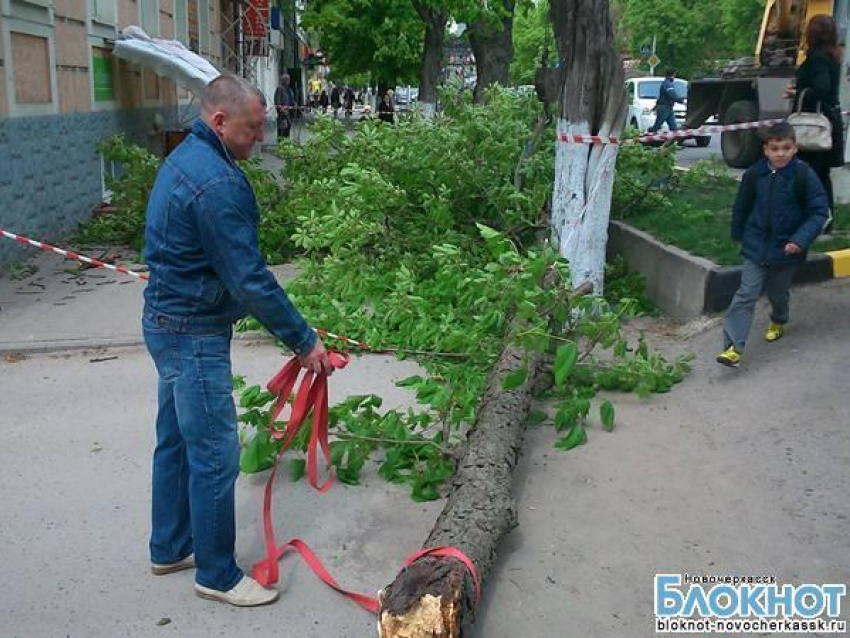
[194,575,280,607]
[151,554,195,575]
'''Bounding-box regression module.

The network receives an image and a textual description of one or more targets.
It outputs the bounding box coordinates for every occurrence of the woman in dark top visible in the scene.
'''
[377,90,395,124]
[788,14,844,232]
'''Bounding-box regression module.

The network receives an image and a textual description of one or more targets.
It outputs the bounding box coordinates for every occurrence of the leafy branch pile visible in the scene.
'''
[73,92,691,501]
[235,91,692,500]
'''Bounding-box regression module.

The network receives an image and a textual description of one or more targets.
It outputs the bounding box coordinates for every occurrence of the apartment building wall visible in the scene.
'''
[0,0,223,270]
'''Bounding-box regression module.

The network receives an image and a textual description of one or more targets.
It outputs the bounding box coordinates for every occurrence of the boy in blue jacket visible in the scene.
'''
[717,121,829,367]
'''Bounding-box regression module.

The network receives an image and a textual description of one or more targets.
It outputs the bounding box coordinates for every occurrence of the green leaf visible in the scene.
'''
[290,458,306,481]
[600,400,615,432]
[336,467,361,486]
[240,432,276,474]
[396,375,423,388]
[555,424,588,451]
[525,409,548,427]
[554,342,578,387]
[476,223,501,241]
[239,385,261,408]
[411,481,441,502]
[501,366,528,391]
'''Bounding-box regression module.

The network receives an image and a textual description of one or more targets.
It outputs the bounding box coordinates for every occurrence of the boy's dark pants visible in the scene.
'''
[723,259,797,351]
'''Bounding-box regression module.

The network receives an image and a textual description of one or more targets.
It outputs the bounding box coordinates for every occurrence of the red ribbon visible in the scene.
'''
[251,354,481,614]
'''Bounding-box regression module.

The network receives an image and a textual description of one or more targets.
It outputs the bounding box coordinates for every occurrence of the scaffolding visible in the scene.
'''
[219,0,271,83]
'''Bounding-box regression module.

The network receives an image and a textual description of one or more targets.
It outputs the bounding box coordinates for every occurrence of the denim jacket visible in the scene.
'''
[143,118,317,355]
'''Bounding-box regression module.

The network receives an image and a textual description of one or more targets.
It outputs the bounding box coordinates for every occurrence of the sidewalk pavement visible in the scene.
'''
[0,251,298,354]
[4,246,849,637]
[478,278,850,637]
[0,250,440,638]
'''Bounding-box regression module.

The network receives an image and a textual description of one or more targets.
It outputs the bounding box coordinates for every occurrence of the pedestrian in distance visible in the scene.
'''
[319,88,329,113]
[330,84,341,118]
[142,74,333,607]
[784,14,845,233]
[378,89,395,124]
[273,73,296,139]
[648,68,685,134]
[716,121,829,368]
[343,85,355,120]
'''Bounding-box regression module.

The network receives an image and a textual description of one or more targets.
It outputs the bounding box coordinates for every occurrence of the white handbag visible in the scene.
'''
[788,88,833,151]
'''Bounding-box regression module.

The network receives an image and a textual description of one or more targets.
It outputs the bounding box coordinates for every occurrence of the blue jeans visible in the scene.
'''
[143,310,243,591]
[649,104,677,132]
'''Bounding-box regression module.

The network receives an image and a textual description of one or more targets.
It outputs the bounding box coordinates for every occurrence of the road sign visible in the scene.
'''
[647,53,660,68]
[640,44,652,56]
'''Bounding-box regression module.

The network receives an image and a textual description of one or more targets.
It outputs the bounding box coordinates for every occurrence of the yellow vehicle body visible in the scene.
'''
[686,0,841,167]
[755,0,835,66]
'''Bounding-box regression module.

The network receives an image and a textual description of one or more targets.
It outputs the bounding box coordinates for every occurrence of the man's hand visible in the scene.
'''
[784,242,802,255]
[299,338,334,376]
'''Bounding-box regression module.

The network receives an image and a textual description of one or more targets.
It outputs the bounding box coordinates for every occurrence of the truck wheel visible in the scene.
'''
[696,136,711,148]
[721,100,761,168]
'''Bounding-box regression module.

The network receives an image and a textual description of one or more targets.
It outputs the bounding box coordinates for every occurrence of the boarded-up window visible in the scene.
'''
[187,0,199,52]
[91,0,117,25]
[92,48,115,101]
[143,67,160,100]
[11,32,52,104]
[198,0,209,53]
[140,0,159,36]
[174,0,188,44]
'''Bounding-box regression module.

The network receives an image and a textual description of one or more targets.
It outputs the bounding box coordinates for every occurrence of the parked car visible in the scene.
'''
[394,86,418,108]
[624,77,711,147]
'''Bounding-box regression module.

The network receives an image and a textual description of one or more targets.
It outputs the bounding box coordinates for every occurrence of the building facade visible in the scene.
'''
[0,0,226,269]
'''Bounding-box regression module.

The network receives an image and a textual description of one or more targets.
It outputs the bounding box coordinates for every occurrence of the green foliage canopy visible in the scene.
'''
[301,0,424,86]
[620,0,767,78]
[510,0,549,85]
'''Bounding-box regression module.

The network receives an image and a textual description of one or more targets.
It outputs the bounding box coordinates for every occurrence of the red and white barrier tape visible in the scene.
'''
[1,228,149,280]
[559,111,850,146]
[1,227,374,351]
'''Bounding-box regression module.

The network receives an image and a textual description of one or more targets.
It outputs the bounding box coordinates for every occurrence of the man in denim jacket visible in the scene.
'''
[142,74,332,606]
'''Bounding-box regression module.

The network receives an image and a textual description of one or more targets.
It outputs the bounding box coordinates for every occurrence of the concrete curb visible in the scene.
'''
[608,221,845,321]
[0,330,275,356]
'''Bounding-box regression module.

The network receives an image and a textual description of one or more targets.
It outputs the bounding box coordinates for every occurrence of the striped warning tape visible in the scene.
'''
[1,228,149,280]
[0,227,375,351]
[559,111,850,146]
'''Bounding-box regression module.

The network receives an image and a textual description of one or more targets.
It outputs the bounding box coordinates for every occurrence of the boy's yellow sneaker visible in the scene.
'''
[716,346,742,368]
[764,322,784,342]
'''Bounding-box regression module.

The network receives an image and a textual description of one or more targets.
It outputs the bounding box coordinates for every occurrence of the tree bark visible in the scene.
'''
[468,1,515,104]
[548,0,626,295]
[377,274,592,637]
[377,325,542,638]
[415,3,447,119]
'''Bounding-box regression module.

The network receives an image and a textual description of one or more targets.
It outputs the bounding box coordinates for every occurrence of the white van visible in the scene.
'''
[624,77,710,147]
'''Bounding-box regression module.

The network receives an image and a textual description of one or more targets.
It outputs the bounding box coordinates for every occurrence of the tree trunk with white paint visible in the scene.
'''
[549,0,626,295]
[415,3,447,121]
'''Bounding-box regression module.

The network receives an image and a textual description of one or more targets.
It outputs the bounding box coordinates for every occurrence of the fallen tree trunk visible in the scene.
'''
[378,276,592,637]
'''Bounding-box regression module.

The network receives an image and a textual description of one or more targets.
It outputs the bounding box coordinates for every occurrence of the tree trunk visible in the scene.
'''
[415,4,447,119]
[377,274,592,637]
[377,327,542,638]
[468,1,515,104]
[549,0,626,295]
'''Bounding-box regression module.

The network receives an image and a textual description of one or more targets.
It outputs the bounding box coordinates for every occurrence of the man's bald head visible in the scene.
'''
[201,74,267,160]
[201,74,266,117]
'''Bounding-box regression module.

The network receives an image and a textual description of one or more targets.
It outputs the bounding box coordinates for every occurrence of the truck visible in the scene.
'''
[686,0,850,167]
